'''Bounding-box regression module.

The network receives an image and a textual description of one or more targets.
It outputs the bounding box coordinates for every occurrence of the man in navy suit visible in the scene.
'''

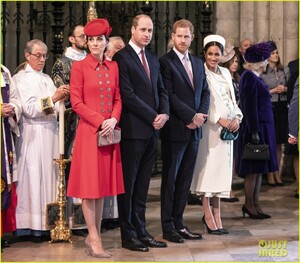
[288,78,299,198]
[159,19,210,243]
[113,14,169,252]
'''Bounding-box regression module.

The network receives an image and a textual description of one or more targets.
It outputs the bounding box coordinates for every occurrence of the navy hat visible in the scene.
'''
[84,18,112,37]
[269,41,277,52]
[244,41,273,63]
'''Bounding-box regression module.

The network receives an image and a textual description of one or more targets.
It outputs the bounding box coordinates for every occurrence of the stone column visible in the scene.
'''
[215,1,239,46]
[283,2,299,64]
[239,1,255,42]
[215,1,298,65]
[255,1,270,42]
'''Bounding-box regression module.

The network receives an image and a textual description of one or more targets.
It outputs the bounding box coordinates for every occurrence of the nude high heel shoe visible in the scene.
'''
[85,236,112,258]
[86,247,112,258]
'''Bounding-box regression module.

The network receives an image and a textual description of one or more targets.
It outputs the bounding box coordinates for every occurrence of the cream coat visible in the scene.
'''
[190,64,242,197]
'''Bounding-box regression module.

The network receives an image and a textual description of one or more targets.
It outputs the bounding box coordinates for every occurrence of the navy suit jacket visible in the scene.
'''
[159,49,210,142]
[288,78,299,137]
[287,58,299,102]
[113,44,169,139]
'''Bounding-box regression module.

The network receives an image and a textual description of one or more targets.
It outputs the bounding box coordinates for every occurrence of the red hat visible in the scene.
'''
[84,18,112,37]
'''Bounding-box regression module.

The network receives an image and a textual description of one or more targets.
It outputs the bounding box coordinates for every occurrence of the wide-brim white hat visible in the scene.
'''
[203,34,226,49]
[220,45,235,63]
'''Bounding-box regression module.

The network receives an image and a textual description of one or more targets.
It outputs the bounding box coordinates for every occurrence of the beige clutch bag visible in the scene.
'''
[98,129,121,146]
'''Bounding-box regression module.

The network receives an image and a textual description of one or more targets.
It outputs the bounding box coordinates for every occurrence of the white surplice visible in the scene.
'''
[13,64,60,231]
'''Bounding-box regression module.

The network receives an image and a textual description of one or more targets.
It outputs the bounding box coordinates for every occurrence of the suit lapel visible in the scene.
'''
[171,50,194,90]
[220,67,235,101]
[145,50,154,85]
[127,45,152,86]
[190,55,202,109]
[190,55,198,89]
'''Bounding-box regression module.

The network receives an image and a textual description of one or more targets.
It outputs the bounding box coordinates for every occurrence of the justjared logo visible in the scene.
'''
[258,240,288,257]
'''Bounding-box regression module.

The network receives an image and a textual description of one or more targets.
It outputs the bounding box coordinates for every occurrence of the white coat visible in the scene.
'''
[13,64,60,231]
[190,64,242,197]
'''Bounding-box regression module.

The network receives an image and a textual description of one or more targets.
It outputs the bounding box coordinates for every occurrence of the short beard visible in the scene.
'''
[75,43,87,51]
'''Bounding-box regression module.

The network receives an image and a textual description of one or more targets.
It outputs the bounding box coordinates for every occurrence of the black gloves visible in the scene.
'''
[251,132,260,144]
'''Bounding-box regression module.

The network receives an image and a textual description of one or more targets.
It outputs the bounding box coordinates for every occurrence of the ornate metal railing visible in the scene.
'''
[1,1,214,75]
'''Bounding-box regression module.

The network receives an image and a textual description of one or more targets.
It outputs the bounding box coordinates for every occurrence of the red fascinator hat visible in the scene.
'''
[84,18,112,37]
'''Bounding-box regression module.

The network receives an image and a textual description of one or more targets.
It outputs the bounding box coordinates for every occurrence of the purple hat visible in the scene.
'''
[84,18,112,37]
[244,41,273,63]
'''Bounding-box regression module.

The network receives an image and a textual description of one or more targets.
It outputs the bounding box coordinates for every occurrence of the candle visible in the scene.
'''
[59,100,65,155]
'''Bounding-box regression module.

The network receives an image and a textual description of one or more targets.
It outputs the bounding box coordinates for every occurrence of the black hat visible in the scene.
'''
[269,41,277,52]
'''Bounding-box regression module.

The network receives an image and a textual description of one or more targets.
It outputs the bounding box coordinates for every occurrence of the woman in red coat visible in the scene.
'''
[67,18,124,258]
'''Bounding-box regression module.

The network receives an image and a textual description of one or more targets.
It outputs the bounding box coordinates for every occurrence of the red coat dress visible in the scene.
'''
[67,54,124,198]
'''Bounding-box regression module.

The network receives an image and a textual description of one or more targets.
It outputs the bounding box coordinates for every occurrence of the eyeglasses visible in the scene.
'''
[73,34,86,40]
[29,53,49,60]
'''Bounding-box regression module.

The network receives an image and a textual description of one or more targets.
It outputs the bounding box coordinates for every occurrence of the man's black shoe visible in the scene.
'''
[140,236,167,248]
[177,227,202,240]
[19,235,50,243]
[163,230,184,243]
[122,237,149,252]
[33,235,51,243]
[1,239,11,249]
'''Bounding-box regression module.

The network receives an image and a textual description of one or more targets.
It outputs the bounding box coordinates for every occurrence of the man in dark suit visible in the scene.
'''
[159,19,210,243]
[113,14,169,252]
[288,78,299,198]
[236,38,253,76]
[287,58,299,102]
[288,78,299,145]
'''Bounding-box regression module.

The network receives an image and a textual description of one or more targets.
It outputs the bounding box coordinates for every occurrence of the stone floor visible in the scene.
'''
[1,175,299,262]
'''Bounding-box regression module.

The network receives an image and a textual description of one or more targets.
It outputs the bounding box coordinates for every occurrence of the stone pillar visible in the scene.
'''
[283,2,299,64]
[255,2,270,42]
[215,1,239,46]
[215,1,298,65]
[239,1,255,42]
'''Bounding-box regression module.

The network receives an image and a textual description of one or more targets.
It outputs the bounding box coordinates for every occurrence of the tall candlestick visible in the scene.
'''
[59,100,64,155]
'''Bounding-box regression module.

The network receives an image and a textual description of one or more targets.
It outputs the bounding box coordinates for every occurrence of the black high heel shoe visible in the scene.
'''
[218,228,229,234]
[202,216,222,235]
[242,205,264,219]
[257,211,271,219]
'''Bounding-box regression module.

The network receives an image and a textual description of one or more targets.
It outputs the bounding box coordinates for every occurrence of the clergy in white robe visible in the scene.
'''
[13,39,69,237]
